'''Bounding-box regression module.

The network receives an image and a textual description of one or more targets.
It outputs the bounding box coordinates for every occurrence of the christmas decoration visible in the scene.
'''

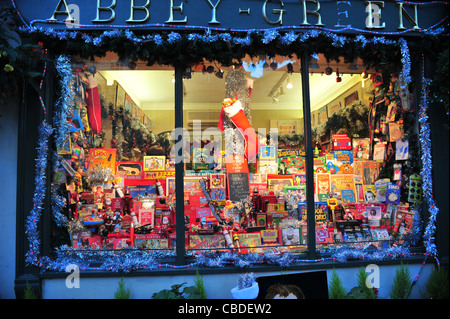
[218,98,260,162]
[53,55,75,148]
[24,121,53,266]
[85,166,115,184]
[19,24,448,83]
[15,1,446,277]
[418,59,440,258]
[85,73,101,135]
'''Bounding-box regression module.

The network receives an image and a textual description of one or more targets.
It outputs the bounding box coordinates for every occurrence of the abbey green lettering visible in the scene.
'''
[14,0,447,35]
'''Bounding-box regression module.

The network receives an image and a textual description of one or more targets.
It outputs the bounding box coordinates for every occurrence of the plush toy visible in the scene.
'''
[218,98,260,162]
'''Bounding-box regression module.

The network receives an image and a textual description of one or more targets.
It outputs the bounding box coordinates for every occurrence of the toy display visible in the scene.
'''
[55,66,422,256]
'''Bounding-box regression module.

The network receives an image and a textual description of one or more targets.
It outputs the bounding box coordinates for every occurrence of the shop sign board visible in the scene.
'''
[14,0,448,36]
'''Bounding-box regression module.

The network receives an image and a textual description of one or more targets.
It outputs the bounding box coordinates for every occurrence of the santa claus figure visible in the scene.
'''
[218,98,260,162]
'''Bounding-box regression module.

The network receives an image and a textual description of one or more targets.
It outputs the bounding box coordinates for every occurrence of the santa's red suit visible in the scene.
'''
[218,98,260,162]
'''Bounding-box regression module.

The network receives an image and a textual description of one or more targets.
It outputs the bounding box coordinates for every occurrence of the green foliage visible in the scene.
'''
[328,269,347,299]
[23,282,38,299]
[345,286,371,299]
[1,6,45,106]
[322,103,370,139]
[355,267,376,299]
[389,263,412,299]
[114,278,131,299]
[152,283,188,299]
[193,269,208,299]
[421,267,449,299]
[152,272,207,300]
[345,269,376,299]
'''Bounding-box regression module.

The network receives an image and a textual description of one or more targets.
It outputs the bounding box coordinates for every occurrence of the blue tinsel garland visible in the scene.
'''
[53,55,75,148]
[418,66,439,258]
[24,121,53,267]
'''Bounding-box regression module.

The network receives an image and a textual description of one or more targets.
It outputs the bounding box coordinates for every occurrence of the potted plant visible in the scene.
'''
[114,278,131,299]
[328,269,347,299]
[389,263,412,299]
[421,267,449,299]
[231,272,259,299]
[152,269,207,299]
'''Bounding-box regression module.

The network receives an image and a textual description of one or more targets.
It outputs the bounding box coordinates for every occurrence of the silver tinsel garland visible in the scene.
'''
[85,165,115,184]
[224,68,252,125]
[223,68,254,157]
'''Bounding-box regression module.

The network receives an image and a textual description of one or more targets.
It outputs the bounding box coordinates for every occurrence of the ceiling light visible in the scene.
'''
[268,72,289,98]
[286,75,293,89]
[361,69,369,78]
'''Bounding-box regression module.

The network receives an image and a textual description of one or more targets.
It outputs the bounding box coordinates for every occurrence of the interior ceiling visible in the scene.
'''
[96,53,368,112]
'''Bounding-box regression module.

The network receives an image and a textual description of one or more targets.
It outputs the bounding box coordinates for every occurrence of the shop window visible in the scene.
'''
[307,55,422,255]
[182,56,308,255]
[51,55,178,253]
[174,54,423,258]
[48,51,423,268]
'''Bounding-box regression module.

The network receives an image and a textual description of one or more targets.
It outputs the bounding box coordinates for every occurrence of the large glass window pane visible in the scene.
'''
[181,56,308,256]
[307,54,421,254]
[51,54,177,255]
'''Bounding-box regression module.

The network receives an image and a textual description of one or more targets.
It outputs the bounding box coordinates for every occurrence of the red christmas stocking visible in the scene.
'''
[218,98,260,162]
[86,74,102,135]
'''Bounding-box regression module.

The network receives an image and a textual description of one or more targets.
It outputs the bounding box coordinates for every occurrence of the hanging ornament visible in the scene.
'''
[336,68,342,82]
[206,65,215,74]
[325,66,333,75]
[88,65,97,74]
[269,61,278,70]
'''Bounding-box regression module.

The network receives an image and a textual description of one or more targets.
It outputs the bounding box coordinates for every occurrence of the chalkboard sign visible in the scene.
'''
[227,172,250,202]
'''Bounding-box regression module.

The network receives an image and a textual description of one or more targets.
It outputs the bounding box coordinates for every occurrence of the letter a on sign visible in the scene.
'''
[48,0,74,21]
[65,264,80,288]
